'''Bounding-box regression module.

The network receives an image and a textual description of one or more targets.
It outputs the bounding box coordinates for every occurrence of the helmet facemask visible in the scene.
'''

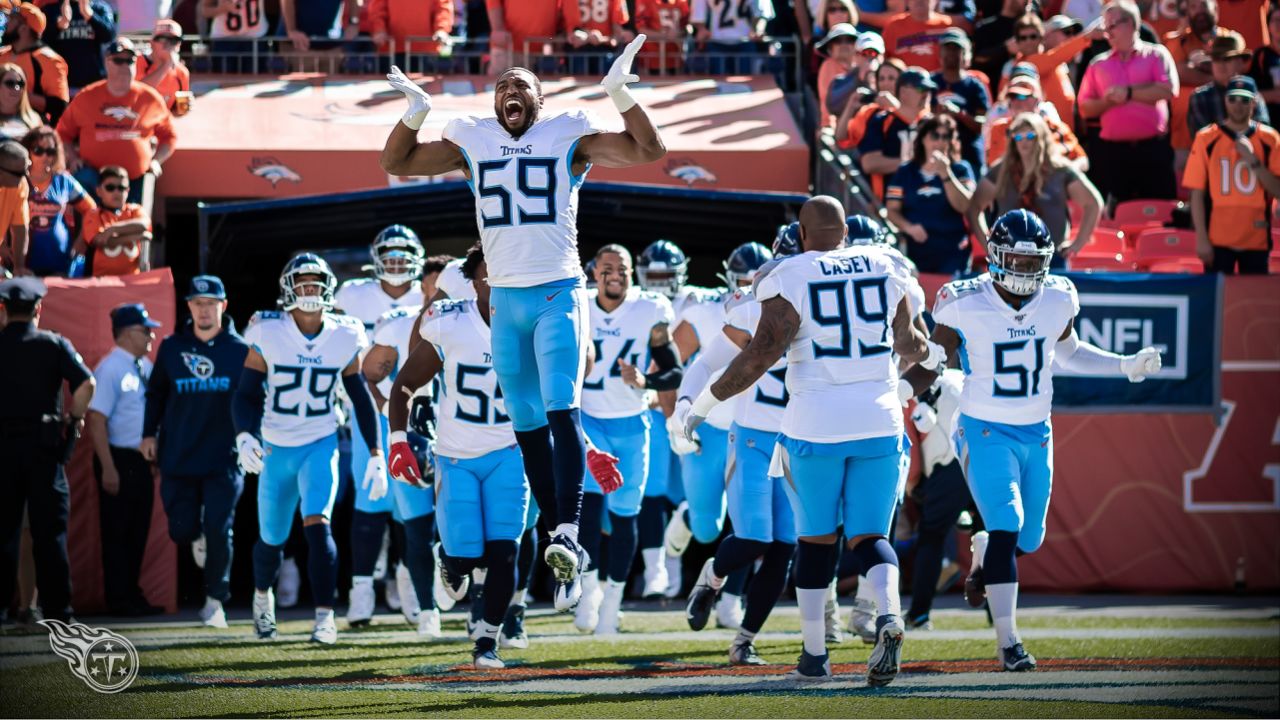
[372,241,425,287]
[988,240,1053,296]
[280,267,336,313]
[636,264,686,298]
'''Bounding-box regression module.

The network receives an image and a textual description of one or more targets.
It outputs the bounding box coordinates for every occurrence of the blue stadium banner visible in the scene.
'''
[1054,272,1222,413]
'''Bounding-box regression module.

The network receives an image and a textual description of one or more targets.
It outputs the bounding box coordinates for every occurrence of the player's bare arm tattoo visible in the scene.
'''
[710,297,798,400]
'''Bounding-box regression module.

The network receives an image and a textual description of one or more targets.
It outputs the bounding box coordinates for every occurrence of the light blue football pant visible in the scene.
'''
[780,434,904,539]
[258,433,340,547]
[436,445,530,559]
[680,422,730,544]
[727,424,796,544]
[957,414,1053,553]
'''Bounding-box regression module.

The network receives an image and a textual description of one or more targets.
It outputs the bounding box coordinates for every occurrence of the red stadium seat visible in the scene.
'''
[1114,199,1179,226]
[1080,227,1125,255]
[1145,257,1204,274]
[1069,227,1127,271]
[1132,228,1198,270]
[1069,253,1130,271]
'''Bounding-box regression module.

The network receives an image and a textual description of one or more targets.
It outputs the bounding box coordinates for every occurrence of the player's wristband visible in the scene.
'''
[605,84,637,114]
[389,430,408,445]
[691,386,720,417]
[402,107,428,131]
[920,340,947,372]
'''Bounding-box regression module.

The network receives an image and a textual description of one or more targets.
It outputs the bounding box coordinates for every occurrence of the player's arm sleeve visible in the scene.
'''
[753,258,800,314]
[677,330,740,400]
[232,366,268,436]
[343,371,381,451]
[645,298,682,391]
[1054,328,1123,374]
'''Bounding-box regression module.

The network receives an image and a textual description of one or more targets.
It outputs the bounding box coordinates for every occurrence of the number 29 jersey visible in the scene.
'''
[419,299,515,459]
[755,246,922,444]
[244,311,368,448]
[932,273,1079,426]
[444,110,606,288]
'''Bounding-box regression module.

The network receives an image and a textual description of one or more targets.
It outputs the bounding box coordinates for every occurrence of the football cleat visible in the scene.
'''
[432,554,457,612]
[847,598,877,644]
[417,608,442,640]
[347,578,375,628]
[549,536,588,612]
[964,567,987,609]
[663,502,693,557]
[866,615,905,687]
[435,544,471,602]
[596,580,623,635]
[276,558,300,609]
[473,646,505,670]
[396,564,421,625]
[1001,643,1037,672]
[663,553,683,598]
[574,573,603,633]
[199,597,227,629]
[310,611,338,645]
[500,604,529,649]
[715,592,744,630]
[253,589,276,640]
[685,558,720,631]
[729,640,767,666]
[191,534,206,570]
[824,585,844,644]
[641,558,669,599]
[790,649,834,681]
[907,614,934,632]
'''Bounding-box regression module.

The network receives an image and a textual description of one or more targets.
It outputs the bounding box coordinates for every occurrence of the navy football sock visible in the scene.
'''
[482,541,518,627]
[303,522,338,607]
[515,426,559,534]
[606,511,638,583]
[795,540,837,590]
[713,535,768,579]
[252,540,284,592]
[984,530,1019,585]
[516,527,537,593]
[852,536,898,571]
[908,527,947,620]
[638,496,669,550]
[547,408,586,528]
[578,493,605,572]
[722,565,750,597]
[349,510,389,577]
[401,514,437,610]
[741,541,794,634]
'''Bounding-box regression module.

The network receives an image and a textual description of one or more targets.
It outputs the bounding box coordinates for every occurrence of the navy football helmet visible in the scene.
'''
[636,240,688,298]
[722,242,774,288]
[584,258,598,290]
[370,224,425,286]
[846,214,891,246]
[987,209,1053,295]
[773,222,801,257]
[280,253,337,313]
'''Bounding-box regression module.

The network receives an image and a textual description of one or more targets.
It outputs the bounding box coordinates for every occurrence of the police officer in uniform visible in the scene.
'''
[0,277,95,624]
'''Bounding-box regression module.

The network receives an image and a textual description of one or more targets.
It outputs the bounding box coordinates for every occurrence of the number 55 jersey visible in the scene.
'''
[244,311,368,447]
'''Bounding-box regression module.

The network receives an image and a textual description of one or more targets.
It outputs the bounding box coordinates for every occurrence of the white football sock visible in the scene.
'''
[554,523,580,545]
[855,573,876,609]
[866,563,902,618]
[642,547,663,572]
[970,531,989,573]
[474,619,501,642]
[796,587,828,656]
[987,582,1020,649]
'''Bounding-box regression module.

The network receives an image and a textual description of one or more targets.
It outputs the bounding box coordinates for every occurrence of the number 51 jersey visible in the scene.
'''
[244,311,368,448]
[444,110,606,288]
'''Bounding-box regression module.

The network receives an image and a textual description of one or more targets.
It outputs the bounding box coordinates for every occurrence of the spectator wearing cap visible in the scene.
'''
[0,3,70,125]
[932,28,990,175]
[835,56,904,149]
[88,302,162,616]
[21,125,96,277]
[972,0,1025,82]
[1248,5,1280,123]
[816,23,860,128]
[141,276,249,629]
[39,0,116,95]
[1000,14,1103,123]
[860,66,935,198]
[1163,0,1243,163]
[1187,35,1269,137]
[56,37,175,204]
[882,0,953,73]
[987,76,1089,172]
[1078,0,1179,202]
[885,113,975,273]
[1184,75,1280,274]
[0,275,93,625]
[136,20,190,116]
[81,165,151,276]
[0,140,32,276]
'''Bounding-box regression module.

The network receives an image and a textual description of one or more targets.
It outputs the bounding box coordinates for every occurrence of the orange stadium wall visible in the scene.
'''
[40,270,178,615]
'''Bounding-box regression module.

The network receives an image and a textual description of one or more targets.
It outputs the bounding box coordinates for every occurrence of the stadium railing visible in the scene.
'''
[813,130,890,226]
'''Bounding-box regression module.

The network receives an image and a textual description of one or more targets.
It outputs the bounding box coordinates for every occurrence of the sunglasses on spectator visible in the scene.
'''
[1226,95,1254,104]
[1017,33,1041,41]
[1008,91,1034,101]
[31,146,56,157]
[928,132,955,141]
[152,34,181,43]
[109,56,136,65]
[827,5,849,12]
[1,79,24,90]
[102,183,130,192]
[1010,131,1038,141]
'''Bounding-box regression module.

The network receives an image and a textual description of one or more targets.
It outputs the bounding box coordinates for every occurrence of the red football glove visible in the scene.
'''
[388,437,421,486]
[587,447,623,494]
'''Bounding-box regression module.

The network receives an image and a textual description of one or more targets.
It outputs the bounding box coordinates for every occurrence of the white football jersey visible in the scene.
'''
[209,0,269,38]
[677,286,736,429]
[691,0,776,41]
[245,311,368,448]
[435,258,476,301]
[755,246,922,443]
[723,286,788,434]
[932,274,1079,426]
[335,278,424,330]
[370,306,423,404]
[582,288,675,419]
[419,299,515,458]
[443,111,606,288]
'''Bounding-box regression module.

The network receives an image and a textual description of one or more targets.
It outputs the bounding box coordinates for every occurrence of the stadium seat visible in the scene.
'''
[1069,253,1129,271]
[1114,199,1179,226]
[1068,227,1127,271]
[1145,257,1204,274]
[1131,228,1198,270]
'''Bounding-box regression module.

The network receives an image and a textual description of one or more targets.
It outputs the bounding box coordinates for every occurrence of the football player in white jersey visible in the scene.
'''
[232,254,382,645]
[380,36,665,609]
[335,225,426,627]
[899,210,1162,671]
[573,245,681,635]
[678,226,800,666]
[383,244,531,670]
[663,241,773,629]
[679,196,932,685]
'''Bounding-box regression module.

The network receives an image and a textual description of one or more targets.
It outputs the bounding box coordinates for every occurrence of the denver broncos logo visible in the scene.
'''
[181,352,215,380]
[665,159,717,186]
[248,157,303,187]
[102,105,139,121]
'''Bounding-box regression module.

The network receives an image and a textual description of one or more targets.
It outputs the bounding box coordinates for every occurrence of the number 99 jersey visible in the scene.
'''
[244,311,368,448]
[444,110,606,289]
[754,246,922,444]
[419,299,515,459]
[932,274,1078,426]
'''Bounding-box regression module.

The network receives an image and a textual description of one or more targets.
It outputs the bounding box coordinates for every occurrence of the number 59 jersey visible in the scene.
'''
[754,246,922,444]
[244,311,368,448]
[723,287,788,434]
[444,111,606,289]
[419,299,515,459]
[933,274,1078,426]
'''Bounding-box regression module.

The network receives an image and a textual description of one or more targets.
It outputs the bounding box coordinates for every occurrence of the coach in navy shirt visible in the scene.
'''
[141,275,248,628]
[885,114,976,274]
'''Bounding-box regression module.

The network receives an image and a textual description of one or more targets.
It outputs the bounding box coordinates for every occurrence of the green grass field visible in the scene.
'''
[2,600,1277,718]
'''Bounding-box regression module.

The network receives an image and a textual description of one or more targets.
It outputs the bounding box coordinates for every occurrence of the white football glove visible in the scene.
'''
[601,33,645,113]
[1121,346,1162,383]
[386,65,432,130]
[897,378,915,407]
[666,411,700,456]
[364,454,389,501]
[236,432,264,475]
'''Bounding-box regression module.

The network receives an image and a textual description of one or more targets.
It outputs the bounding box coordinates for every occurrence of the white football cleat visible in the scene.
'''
[346,577,375,628]
[253,589,276,640]
[396,564,421,624]
[191,534,206,570]
[385,570,401,612]
[199,596,227,629]
[311,609,338,645]
[417,608,442,640]
[663,553,683,599]
[715,592,744,630]
[595,580,624,635]
[641,548,669,598]
[574,572,603,633]
[276,558,300,609]
[432,554,457,612]
[846,598,877,645]
[824,583,844,644]
[473,646,505,669]
[663,502,693,557]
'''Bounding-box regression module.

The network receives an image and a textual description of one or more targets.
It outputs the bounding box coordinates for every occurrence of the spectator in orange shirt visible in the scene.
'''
[0,4,69,125]
[634,0,690,74]
[82,165,151,276]
[815,23,859,128]
[883,0,954,73]
[1163,0,1242,159]
[835,55,903,149]
[1216,0,1267,55]
[487,0,581,72]
[136,20,191,116]
[987,76,1089,171]
[1001,14,1105,122]
[367,0,454,57]
[0,140,32,276]
[56,38,175,205]
[567,0,634,75]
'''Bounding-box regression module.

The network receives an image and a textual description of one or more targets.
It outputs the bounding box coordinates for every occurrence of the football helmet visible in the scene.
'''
[584,258,598,290]
[721,242,773,288]
[987,209,1053,296]
[280,253,337,313]
[773,222,801,257]
[370,225,425,286]
[846,215,891,246]
[636,240,688,298]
